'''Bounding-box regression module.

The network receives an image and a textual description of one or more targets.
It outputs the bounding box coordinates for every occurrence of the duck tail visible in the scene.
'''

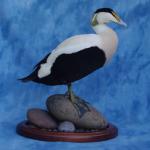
[18,73,34,82]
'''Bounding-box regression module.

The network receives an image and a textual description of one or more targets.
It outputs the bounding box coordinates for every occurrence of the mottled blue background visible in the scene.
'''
[0,0,150,149]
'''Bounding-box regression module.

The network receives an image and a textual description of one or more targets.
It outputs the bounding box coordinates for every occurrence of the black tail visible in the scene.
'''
[18,74,34,82]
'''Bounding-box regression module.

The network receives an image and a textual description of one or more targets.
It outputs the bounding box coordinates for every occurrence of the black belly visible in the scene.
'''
[36,46,106,85]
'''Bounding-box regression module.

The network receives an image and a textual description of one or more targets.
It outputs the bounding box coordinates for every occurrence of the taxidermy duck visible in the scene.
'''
[19,8,127,117]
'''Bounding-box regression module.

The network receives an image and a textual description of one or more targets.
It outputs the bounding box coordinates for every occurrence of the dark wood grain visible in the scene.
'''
[16,121,118,142]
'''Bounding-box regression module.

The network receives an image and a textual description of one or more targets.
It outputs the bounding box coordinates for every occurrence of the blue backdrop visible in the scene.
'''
[0,0,150,149]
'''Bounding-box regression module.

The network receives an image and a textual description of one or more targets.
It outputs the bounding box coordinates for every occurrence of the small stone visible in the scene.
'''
[46,94,107,129]
[58,121,76,132]
[27,108,57,129]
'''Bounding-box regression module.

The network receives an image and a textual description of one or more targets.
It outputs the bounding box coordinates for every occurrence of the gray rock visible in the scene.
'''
[58,121,76,132]
[46,94,107,129]
[27,108,57,129]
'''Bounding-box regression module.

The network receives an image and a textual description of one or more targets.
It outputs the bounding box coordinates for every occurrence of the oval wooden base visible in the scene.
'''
[16,121,118,142]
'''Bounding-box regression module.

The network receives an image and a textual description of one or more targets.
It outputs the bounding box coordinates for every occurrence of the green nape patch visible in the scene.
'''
[92,14,99,26]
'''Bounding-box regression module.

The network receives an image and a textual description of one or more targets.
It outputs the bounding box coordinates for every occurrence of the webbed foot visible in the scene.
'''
[65,91,90,117]
[67,83,91,117]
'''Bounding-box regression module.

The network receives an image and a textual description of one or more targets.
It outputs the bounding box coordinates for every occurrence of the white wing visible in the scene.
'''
[54,34,102,54]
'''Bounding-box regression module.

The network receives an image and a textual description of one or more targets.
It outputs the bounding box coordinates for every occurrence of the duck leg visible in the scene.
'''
[67,83,90,117]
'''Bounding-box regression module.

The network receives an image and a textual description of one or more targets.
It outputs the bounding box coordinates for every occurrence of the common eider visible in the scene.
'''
[19,8,127,117]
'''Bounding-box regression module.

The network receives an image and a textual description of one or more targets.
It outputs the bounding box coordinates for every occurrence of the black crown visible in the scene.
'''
[94,8,113,14]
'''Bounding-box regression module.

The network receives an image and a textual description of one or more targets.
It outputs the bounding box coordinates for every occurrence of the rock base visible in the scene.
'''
[19,93,109,133]
[46,94,107,129]
[17,93,118,142]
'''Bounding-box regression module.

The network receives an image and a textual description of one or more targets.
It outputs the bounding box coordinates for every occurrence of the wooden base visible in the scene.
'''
[16,121,118,142]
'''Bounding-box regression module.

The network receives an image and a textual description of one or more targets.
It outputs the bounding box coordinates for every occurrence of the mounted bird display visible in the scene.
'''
[19,8,127,117]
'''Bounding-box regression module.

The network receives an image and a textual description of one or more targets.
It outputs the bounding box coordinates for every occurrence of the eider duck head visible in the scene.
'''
[92,8,127,27]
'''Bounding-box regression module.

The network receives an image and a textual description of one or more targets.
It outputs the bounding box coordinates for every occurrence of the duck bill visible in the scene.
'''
[112,11,127,27]
[118,19,127,27]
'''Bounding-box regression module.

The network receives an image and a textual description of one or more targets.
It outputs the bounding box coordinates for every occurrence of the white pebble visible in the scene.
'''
[58,121,75,132]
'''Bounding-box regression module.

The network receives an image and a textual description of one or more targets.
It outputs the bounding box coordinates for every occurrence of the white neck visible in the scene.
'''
[92,23,118,63]
[92,24,112,34]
